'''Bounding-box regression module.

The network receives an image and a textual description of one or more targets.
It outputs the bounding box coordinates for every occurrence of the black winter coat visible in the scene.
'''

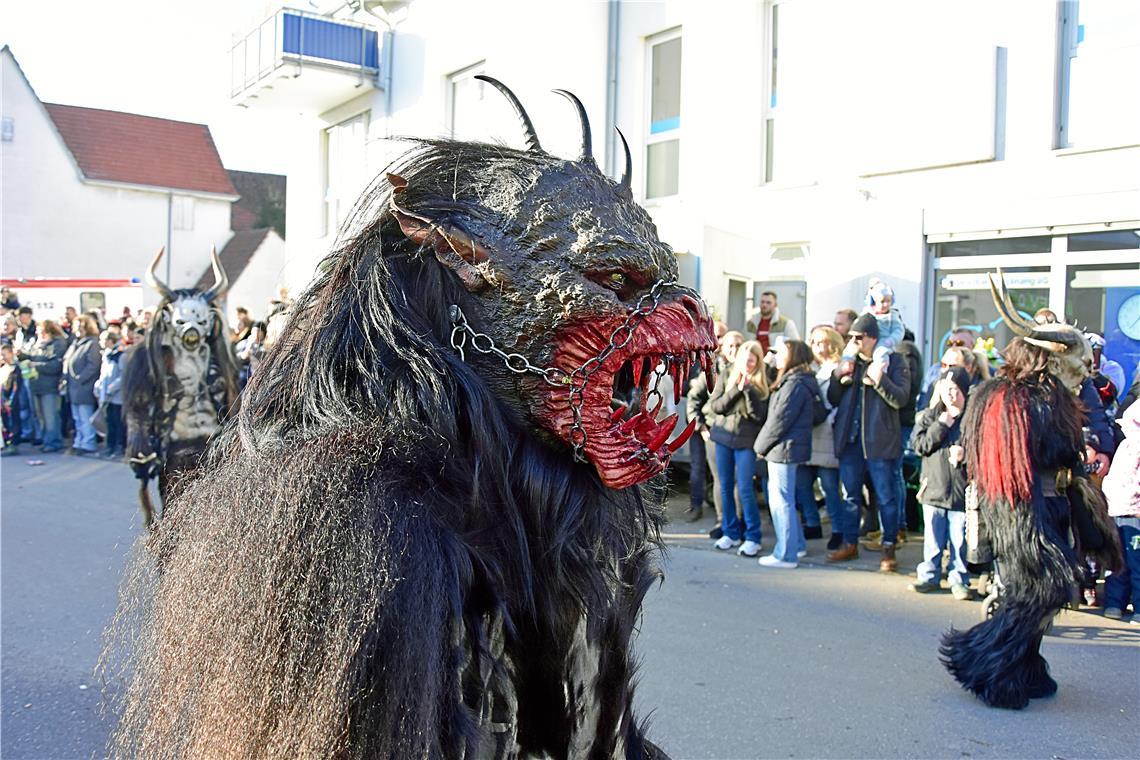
[703,375,769,450]
[910,403,967,510]
[754,370,817,464]
[828,352,910,460]
[895,341,923,428]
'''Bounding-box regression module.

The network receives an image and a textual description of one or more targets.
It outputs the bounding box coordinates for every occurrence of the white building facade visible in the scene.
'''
[230,0,1140,379]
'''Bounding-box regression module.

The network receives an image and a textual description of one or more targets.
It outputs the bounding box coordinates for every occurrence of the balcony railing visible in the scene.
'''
[231,8,380,111]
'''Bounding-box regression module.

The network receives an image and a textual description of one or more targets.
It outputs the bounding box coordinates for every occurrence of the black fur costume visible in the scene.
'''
[940,338,1122,709]
[104,81,715,758]
[122,261,238,529]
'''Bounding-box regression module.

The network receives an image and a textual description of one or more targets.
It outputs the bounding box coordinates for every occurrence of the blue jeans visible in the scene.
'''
[1104,517,1140,612]
[795,465,821,528]
[838,444,900,545]
[818,466,844,534]
[716,443,762,543]
[768,461,804,561]
[33,391,62,449]
[915,505,969,586]
[71,402,97,451]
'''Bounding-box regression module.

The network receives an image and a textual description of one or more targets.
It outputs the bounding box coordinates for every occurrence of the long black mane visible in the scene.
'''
[106,140,667,758]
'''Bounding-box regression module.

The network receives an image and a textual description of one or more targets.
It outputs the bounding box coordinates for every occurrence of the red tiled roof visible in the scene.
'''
[44,104,237,196]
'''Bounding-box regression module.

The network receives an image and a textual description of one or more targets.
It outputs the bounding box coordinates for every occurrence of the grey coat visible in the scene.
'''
[22,337,69,396]
[62,336,101,406]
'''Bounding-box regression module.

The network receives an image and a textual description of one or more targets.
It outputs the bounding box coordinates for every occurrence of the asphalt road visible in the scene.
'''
[2,453,1137,759]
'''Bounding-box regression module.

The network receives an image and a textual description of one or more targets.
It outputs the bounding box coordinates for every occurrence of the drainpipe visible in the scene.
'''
[604,0,621,177]
[362,3,404,139]
[166,192,173,286]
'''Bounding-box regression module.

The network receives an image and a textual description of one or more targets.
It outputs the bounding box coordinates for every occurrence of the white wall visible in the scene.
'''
[223,229,287,322]
[256,0,1140,340]
[1,51,234,301]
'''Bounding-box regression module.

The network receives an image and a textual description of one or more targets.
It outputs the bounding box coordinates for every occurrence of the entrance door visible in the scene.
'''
[726,278,747,332]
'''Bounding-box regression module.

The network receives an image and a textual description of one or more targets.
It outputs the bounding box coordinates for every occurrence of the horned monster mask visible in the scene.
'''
[989,268,1092,393]
[382,77,716,488]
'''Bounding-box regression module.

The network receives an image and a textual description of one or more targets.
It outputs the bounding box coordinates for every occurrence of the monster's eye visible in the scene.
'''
[588,269,644,301]
[606,273,626,290]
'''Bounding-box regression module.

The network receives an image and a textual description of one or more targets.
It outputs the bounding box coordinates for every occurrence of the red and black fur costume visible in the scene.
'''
[940,272,1121,710]
[104,79,715,758]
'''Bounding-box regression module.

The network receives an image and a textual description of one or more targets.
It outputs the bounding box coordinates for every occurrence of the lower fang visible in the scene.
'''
[611,405,627,424]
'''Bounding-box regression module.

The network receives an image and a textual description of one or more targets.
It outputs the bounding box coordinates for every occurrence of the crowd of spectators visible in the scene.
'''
[0,288,284,459]
[681,284,1138,615]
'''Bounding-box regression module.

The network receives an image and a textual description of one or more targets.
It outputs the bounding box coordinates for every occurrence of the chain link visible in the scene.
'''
[448,279,697,462]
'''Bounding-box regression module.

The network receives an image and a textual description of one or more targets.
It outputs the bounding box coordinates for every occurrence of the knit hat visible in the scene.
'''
[866,277,895,308]
[850,313,880,339]
[941,366,971,397]
[1084,332,1106,350]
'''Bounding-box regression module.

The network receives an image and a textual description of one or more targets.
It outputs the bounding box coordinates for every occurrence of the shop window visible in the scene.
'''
[933,267,1050,356]
[1067,230,1140,252]
[646,31,681,199]
[1066,261,1140,394]
[935,237,1051,258]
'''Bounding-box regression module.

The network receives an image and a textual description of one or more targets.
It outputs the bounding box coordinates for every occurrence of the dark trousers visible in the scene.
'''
[105,402,124,454]
[688,428,708,508]
[1105,517,1140,613]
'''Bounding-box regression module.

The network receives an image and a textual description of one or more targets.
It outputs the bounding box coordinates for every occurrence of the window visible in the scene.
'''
[79,291,106,314]
[1056,0,1140,149]
[172,196,195,230]
[446,63,486,142]
[646,30,681,199]
[935,237,1052,257]
[323,111,370,236]
[762,1,780,182]
[933,267,1051,354]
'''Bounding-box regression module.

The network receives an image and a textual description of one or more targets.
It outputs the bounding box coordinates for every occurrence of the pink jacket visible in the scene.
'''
[1103,402,1140,518]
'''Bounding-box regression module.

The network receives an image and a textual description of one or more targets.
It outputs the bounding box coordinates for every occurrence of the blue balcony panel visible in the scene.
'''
[282,13,379,69]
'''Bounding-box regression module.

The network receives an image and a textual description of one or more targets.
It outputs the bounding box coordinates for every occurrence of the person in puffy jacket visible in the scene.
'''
[908,367,972,599]
[96,329,126,459]
[755,339,820,568]
[62,315,102,454]
[703,340,769,556]
[17,320,69,452]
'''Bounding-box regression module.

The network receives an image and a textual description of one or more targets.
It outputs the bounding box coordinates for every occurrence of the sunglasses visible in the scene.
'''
[851,334,865,342]
[947,338,969,347]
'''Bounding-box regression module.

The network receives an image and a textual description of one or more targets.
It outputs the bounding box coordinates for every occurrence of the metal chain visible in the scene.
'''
[448,278,696,461]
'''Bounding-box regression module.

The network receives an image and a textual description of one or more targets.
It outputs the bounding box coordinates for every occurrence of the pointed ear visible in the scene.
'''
[389,197,494,292]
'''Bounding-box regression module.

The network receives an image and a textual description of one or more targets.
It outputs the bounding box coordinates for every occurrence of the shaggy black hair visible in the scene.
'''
[104,140,671,758]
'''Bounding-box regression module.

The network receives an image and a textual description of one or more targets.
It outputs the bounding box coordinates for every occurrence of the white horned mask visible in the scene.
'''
[989,268,1092,394]
[145,246,229,351]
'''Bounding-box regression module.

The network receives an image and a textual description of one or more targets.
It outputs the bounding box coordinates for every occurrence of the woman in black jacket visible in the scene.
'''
[908,366,972,599]
[755,340,819,568]
[703,340,770,556]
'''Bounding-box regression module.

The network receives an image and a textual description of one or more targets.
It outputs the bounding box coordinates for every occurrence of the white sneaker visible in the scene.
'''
[759,555,798,569]
[796,549,808,559]
[714,536,742,551]
[737,540,762,557]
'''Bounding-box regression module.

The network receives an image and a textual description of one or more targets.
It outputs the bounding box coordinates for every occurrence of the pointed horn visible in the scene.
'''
[145,247,175,301]
[202,246,229,302]
[988,268,1032,337]
[615,126,632,196]
[552,89,593,163]
[1026,328,1083,349]
[474,75,542,152]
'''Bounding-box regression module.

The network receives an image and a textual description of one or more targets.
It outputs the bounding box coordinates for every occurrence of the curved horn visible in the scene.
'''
[145,247,175,302]
[552,89,593,163]
[615,126,632,196]
[473,75,542,152]
[201,246,229,302]
[988,268,1032,337]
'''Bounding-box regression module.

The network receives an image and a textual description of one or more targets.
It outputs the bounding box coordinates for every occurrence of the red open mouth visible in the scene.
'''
[536,295,718,489]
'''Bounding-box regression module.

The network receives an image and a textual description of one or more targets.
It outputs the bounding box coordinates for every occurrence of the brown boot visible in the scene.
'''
[879,544,897,573]
[827,543,859,562]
